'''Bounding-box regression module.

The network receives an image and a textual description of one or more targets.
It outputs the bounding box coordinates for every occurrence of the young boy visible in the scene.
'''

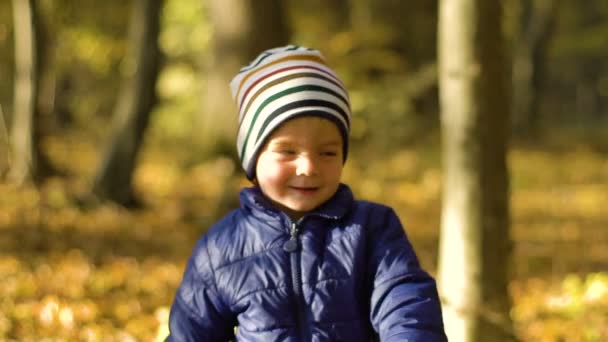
[167,45,446,341]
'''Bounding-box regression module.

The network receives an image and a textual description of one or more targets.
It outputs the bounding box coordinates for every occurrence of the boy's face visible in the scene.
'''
[255,116,344,220]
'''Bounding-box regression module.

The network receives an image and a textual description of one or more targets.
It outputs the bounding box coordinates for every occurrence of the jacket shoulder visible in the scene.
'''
[352,199,393,212]
[190,208,281,271]
[349,199,398,225]
[188,209,243,271]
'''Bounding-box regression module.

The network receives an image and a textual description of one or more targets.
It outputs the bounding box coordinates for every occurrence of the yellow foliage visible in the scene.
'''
[1,128,607,340]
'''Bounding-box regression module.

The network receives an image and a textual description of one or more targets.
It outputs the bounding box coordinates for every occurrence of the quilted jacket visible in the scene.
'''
[167,184,446,341]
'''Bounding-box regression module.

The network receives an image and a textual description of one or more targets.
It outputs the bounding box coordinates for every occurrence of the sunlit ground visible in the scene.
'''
[1,127,607,341]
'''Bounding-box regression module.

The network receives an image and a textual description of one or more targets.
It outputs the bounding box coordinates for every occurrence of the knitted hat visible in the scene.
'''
[230,45,351,179]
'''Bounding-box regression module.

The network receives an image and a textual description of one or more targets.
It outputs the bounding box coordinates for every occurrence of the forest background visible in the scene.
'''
[1,0,607,341]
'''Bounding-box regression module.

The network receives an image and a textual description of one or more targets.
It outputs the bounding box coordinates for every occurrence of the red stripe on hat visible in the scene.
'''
[235,55,326,102]
[238,65,343,110]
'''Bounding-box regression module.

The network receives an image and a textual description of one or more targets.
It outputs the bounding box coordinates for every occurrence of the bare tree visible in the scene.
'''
[92,0,164,205]
[0,105,9,177]
[8,0,40,184]
[200,0,289,155]
[437,0,514,341]
[512,0,557,135]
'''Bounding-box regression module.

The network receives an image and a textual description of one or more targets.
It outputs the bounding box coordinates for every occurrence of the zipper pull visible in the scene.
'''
[283,222,299,253]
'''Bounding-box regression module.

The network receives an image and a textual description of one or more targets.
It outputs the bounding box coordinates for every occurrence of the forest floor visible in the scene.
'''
[1,126,607,341]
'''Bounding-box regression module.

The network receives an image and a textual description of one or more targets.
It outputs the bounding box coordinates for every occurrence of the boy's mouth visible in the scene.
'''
[289,186,320,195]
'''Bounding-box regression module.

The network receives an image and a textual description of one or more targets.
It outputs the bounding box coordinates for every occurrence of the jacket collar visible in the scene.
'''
[239,183,353,222]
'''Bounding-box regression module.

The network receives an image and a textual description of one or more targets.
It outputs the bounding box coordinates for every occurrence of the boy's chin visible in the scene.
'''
[281,203,316,218]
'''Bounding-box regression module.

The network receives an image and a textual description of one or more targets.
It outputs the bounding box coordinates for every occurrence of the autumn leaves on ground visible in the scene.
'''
[1,128,607,341]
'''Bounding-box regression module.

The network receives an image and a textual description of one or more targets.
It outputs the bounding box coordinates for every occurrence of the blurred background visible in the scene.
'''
[0,0,607,340]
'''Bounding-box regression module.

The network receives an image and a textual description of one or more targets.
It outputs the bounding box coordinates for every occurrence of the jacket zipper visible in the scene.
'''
[283,221,307,341]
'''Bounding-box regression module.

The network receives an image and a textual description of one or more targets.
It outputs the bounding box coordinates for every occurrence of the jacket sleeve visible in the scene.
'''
[368,208,447,342]
[166,236,235,341]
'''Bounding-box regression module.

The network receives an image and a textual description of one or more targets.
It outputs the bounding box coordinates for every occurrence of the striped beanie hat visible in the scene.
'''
[230,45,351,179]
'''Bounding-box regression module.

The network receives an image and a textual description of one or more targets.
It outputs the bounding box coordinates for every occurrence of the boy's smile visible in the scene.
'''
[289,186,319,195]
[255,116,344,220]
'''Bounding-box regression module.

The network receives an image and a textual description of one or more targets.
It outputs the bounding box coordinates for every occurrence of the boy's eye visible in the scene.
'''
[278,149,296,155]
[321,151,338,157]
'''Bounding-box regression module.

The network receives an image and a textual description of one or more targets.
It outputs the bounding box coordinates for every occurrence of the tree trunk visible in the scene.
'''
[201,0,289,155]
[512,0,556,135]
[437,0,514,341]
[0,106,9,177]
[92,0,164,206]
[8,0,41,185]
[348,0,373,36]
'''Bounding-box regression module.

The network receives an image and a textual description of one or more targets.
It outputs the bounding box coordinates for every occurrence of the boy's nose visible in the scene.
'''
[296,155,317,176]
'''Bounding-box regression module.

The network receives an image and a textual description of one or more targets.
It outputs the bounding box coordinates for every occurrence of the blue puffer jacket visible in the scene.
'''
[167,184,446,341]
